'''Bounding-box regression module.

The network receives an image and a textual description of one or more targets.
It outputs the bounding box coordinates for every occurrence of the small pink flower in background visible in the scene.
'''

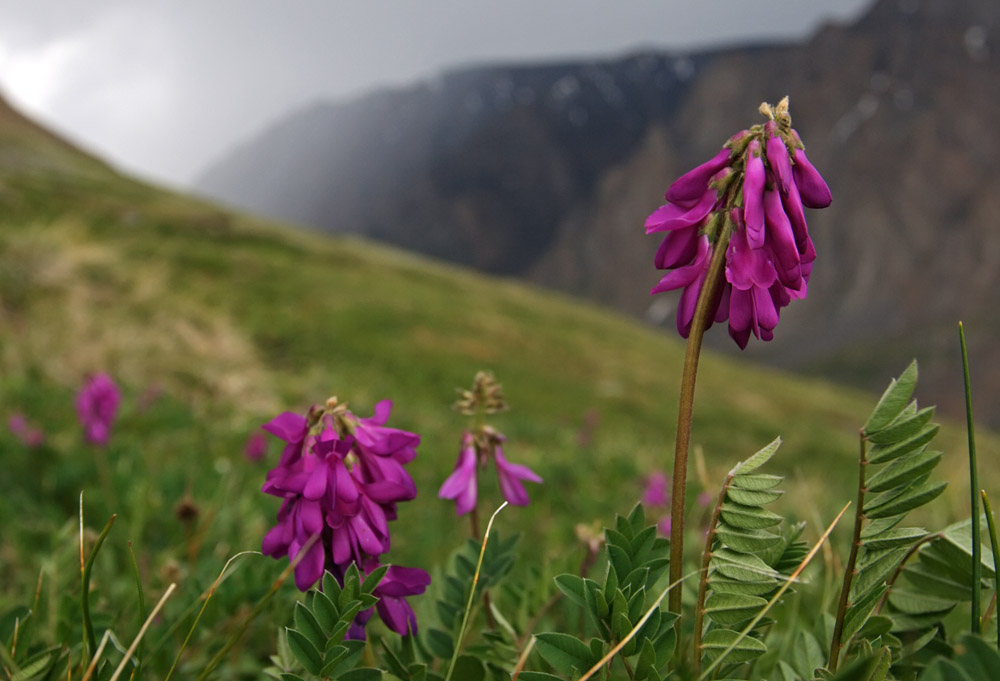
[8,413,44,448]
[657,515,672,536]
[698,491,713,508]
[76,374,121,447]
[641,471,669,507]
[244,430,268,462]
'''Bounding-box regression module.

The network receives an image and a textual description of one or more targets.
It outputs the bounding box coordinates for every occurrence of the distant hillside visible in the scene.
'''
[8,87,973,567]
[196,0,1000,424]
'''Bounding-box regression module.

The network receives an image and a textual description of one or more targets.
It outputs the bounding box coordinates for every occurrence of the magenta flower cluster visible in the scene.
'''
[645,99,832,348]
[438,427,542,515]
[76,373,121,447]
[260,399,430,637]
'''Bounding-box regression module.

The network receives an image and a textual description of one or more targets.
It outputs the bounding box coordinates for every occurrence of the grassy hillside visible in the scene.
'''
[1,95,995,674]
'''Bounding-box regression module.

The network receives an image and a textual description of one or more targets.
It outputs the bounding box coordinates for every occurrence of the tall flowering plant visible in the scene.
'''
[260,397,430,638]
[438,372,542,535]
[646,98,831,611]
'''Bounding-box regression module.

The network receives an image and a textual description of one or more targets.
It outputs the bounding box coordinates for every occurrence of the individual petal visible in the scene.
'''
[743,140,765,239]
[664,147,732,207]
[752,286,780,336]
[781,180,810,251]
[651,235,710,294]
[291,539,325,592]
[765,120,793,193]
[439,436,478,515]
[791,131,832,208]
[726,222,777,291]
[494,446,542,507]
[654,227,699,270]
[645,190,716,234]
[262,412,308,443]
[763,189,800,273]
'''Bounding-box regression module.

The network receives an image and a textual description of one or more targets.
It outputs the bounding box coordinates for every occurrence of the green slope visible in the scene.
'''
[0,94,990,590]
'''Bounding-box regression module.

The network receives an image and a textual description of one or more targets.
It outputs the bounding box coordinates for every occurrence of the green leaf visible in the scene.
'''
[842,585,888,641]
[554,574,587,607]
[864,360,917,434]
[861,515,906,539]
[857,615,894,639]
[867,425,939,465]
[886,590,955,615]
[312,590,339,632]
[280,674,307,681]
[338,669,383,681]
[731,437,782,475]
[851,547,908,599]
[516,673,565,681]
[607,544,632,581]
[708,576,779,596]
[704,592,767,626]
[294,602,326,651]
[726,487,784,506]
[534,632,596,676]
[865,481,947,519]
[700,628,767,663]
[902,564,971,602]
[714,523,783,553]
[286,628,323,675]
[720,502,783,529]
[323,571,343,601]
[445,656,483,681]
[862,527,927,550]
[868,406,935,445]
[425,629,453,659]
[634,638,657,681]
[953,633,1000,679]
[627,503,646,535]
[866,449,941,493]
[731,473,784,491]
[711,548,780,581]
[361,565,389,595]
[918,658,974,681]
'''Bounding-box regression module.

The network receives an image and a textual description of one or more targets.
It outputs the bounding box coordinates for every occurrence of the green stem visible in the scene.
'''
[981,490,1000,646]
[693,474,733,675]
[828,431,867,672]
[960,322,981,632]
[668,227,731,615]
[82,512,117,664]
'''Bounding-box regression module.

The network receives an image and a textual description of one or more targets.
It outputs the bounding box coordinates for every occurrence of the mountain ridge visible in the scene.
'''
[196,0,1000,423]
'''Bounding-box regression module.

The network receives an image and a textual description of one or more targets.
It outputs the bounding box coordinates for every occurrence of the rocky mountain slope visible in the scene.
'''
[196,0,1000,422]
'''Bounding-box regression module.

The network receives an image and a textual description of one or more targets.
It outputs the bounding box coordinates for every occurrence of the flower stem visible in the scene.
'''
[828,430,868,672]
[668,228,731,615]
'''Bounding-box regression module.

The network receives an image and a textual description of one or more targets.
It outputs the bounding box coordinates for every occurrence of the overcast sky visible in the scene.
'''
[0,1,871,189]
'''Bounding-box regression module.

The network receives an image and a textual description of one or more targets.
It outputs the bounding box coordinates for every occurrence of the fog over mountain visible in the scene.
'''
[196,0,1000,423]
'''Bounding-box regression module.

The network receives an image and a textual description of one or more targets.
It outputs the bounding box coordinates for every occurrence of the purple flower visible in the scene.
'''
[8,413,44,448]
[260,397,427,635]
[646,98,831,349]
[76,374,121,447]
[494,444,543,507]
[244,431,268,462]
[438,432,478,515]
[346,560,432,639]
[641,471,669,507]
[438,427,542,515]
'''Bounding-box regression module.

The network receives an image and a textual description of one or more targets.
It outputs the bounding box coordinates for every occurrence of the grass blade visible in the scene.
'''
[960,322,981,632]
[81,508,117,663]
[981,491,1000,646]
[444,501,508,681]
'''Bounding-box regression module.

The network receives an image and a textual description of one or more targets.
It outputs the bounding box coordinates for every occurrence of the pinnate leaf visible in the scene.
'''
[534,632,597,675]
[864,360,917,434]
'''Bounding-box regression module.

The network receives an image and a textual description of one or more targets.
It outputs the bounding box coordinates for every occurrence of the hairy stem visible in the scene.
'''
[829,430,868,672]
[668,228,731,615]
[692,474,733,675]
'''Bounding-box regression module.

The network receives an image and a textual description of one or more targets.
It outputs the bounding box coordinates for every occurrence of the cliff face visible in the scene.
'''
[197,0,1000,421]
